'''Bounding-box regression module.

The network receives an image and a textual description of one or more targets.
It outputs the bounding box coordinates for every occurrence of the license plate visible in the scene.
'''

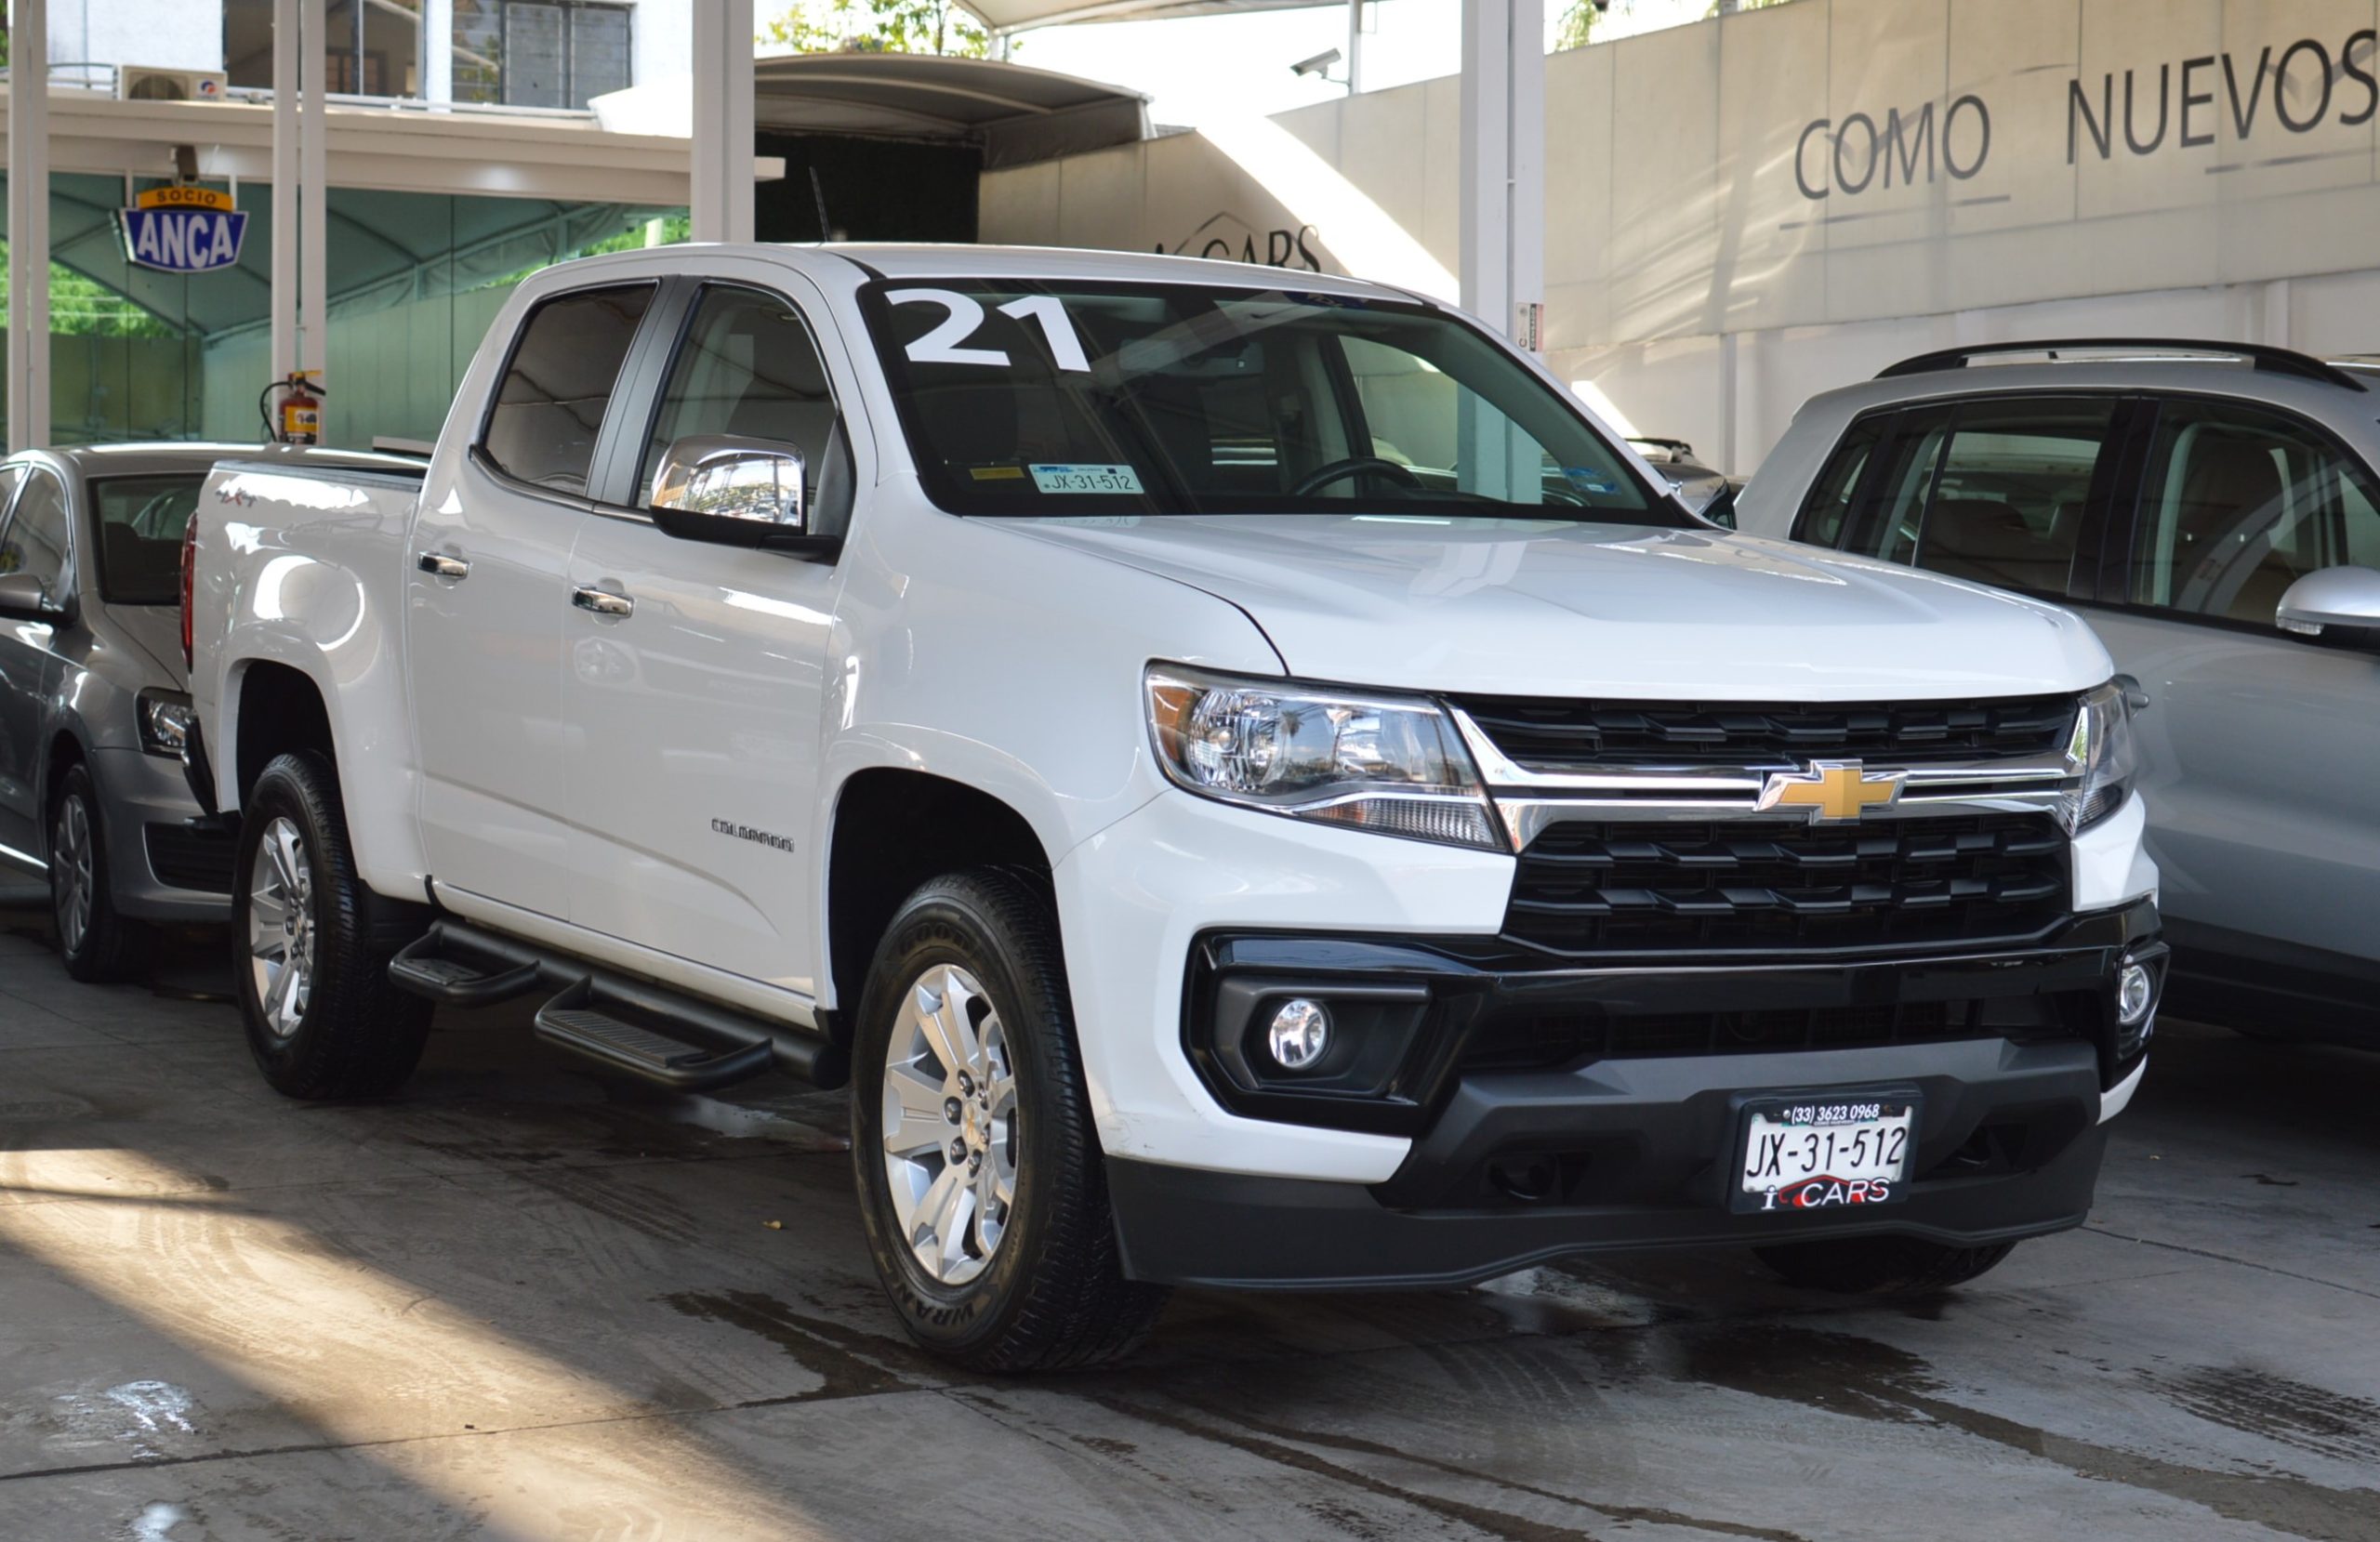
[1734,1091,1919,1214]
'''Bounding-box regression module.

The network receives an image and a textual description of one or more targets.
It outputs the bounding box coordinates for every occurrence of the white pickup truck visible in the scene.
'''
[186,244,2162,1370]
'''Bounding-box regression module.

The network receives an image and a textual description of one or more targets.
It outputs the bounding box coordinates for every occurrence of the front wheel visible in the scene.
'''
[51,762,146,983]
[1753,1235,2018,1296]
[233,751,430,1100]
[850,869,1168,1372]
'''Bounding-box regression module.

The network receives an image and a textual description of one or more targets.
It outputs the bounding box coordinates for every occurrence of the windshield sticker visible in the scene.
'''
[1562,467,1620,494]
[887,289,1091,372]
[968,466,1027,481]
[1030,464,1145,495]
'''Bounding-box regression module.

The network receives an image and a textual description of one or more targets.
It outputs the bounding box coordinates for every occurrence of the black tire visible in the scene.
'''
[232,751,430,1100]
[1753,1235,2018,1296]
[850,868,1169,1372]
[49,761,146,983]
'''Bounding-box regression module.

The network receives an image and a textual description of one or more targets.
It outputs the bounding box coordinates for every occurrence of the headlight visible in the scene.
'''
[137,689,194,759]
[1144,664,1501,851]
[2060,680,2136,833]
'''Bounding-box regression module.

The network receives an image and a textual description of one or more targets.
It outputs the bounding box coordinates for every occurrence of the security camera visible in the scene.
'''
[1289,47,1343,79]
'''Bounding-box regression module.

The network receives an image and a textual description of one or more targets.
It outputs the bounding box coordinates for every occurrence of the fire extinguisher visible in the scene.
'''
[261,373,325,445]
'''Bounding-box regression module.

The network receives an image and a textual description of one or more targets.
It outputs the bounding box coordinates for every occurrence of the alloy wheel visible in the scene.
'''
[51,796,93,954]
[246,816,315,1039]
[879,963,1020,1286]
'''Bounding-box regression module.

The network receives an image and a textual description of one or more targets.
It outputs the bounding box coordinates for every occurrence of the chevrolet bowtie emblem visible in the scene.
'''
[1757,759,1906,823]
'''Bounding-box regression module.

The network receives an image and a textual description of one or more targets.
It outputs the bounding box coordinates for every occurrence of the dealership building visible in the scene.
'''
[7,0,2380,471]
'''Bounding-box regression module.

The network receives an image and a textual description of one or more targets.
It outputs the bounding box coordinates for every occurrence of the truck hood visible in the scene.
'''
[999,514,2111,700]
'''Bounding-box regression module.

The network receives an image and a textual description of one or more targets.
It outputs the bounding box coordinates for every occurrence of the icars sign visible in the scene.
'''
[119,185,248,274]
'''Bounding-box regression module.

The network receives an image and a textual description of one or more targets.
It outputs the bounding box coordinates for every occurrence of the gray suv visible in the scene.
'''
[1738,340,2380,1046]
[0,446,247,977]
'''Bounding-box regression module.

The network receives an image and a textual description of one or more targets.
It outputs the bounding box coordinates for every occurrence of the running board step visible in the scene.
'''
[390,923,546,1007]
[533,978,791,1092]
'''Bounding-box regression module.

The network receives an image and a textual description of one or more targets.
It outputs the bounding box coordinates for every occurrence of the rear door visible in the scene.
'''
[2082,396,2380,991]
[410,280,657,919]
[555,268,863,997]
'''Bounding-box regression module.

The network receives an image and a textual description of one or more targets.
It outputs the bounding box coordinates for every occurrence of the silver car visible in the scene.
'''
[0,445,251,977]
[1737,340,2380,1046]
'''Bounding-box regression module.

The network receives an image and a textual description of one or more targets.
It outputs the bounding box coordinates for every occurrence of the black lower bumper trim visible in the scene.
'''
[1110,1098,2109,1290]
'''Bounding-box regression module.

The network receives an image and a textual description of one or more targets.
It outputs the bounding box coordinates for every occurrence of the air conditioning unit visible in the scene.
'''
[119,67,230,104]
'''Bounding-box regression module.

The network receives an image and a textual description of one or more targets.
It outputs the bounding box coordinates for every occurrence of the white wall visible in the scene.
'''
[990,0,2380,475]
[52,0,224,74]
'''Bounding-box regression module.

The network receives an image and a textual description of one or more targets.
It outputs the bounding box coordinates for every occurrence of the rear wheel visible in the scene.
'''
[851,868,1168,1372]
[51,762,145,983]
[234,751,430,1099]
[1754,1235,2018,1296]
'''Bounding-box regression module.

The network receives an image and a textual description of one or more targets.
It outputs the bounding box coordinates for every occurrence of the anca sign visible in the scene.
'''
[119,186,248,274]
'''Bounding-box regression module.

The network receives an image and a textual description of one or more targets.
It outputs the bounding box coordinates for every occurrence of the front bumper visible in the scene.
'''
[91,746,232,923]
[1108,898,2160,1287]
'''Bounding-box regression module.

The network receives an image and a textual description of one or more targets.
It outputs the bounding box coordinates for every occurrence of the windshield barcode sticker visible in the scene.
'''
[1030,464,1144,494]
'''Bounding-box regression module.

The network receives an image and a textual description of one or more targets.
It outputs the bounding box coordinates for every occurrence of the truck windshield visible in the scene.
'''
[860,281,1677,522]
[91,473,205,607]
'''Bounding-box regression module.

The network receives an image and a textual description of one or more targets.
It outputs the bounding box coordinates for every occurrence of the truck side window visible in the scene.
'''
[638,285,849,532]
[482,283,654,496]
[0,469,73,603]
[2128,400,2380,626]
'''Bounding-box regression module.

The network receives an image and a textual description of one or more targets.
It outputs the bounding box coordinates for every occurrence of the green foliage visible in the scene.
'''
[762,0,992,59]
[0,246,178,337]
[1553,2,1599,51]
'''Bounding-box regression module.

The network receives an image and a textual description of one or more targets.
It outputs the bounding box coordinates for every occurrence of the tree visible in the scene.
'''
[762,0,992,59]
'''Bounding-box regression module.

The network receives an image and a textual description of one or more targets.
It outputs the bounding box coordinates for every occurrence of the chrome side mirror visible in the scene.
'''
[2276,564,2380,639]
[650,435,827,553]
[0,571,66,624]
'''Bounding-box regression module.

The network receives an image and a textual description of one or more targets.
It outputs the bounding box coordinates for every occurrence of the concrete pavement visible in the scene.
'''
[0,876,2374,1542]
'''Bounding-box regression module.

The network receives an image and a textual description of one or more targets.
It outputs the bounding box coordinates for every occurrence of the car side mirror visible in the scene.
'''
[0,572,66,624]
[2275,564,2380,640]
[649,435,840,559]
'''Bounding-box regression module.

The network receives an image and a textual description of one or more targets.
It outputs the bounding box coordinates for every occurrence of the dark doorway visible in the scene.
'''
[755,134,981,245]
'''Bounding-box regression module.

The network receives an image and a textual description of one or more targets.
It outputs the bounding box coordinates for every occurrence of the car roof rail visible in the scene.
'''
[1875,338,2368,393]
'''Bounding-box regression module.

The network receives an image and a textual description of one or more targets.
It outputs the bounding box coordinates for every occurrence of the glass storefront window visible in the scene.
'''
[225,0,628,109]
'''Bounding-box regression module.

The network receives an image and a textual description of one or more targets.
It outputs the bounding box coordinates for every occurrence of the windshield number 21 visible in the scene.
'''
[887,288,1091,373]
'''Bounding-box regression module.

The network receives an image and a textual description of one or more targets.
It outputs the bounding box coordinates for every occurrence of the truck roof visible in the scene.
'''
[818,242,1421,303]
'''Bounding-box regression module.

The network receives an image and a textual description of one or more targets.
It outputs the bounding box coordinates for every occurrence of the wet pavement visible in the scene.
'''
[1,876,2375,1541]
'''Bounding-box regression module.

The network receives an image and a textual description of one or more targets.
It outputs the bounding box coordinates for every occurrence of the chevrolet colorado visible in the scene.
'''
[186,244,2161,1369]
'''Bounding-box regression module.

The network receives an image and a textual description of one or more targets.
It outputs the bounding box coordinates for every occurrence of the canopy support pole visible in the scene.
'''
[299,0,327,394]
[7,0,50,453]
[691,0,755,244]
[1458,0,1542,352]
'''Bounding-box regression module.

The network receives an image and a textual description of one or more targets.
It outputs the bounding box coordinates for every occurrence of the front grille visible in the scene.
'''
[1462,991,2090,1074]
[144,822,234,894]
[1455,693,2076,770]
[1503,812,2069,956]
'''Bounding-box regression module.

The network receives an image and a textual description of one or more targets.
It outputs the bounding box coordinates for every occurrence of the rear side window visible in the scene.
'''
[2129,400,2380,626]
[1793,416,1887,547]
[91,474,204,606]
[482,283,654,494]
[1821,398,2117,598]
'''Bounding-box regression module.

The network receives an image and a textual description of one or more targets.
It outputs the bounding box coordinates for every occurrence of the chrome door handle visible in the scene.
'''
[571,586,633,618]
[416,551,469,580]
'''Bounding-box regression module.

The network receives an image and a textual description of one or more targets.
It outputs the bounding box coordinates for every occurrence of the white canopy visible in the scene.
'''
[964,0,1334,35]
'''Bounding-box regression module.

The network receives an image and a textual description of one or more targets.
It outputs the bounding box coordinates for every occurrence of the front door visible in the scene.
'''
[0,465,63,855]
[409,281,656,919]
[2088,397,2380,976]
[556,276,856,997]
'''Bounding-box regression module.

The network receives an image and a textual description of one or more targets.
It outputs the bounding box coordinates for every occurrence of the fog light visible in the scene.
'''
[1266,997,1331,1070]
[2117,961,2154,1026]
